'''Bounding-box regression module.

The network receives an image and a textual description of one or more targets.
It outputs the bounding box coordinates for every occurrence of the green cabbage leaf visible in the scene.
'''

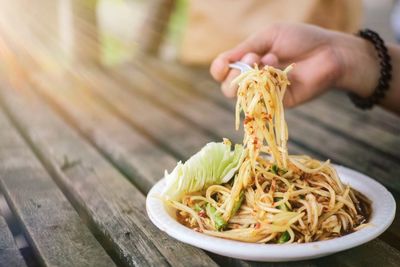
[162,141,244,201]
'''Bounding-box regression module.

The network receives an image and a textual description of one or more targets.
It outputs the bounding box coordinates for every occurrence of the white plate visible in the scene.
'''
[146,165,396,262]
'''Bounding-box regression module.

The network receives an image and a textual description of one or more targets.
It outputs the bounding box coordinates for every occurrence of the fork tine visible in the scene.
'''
[236,62,252,70]
[228,63,242,71]
[229,62,253,73]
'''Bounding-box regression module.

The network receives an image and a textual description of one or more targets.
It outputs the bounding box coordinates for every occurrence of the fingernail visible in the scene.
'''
[241,53,261,66]
[261,53,279,66]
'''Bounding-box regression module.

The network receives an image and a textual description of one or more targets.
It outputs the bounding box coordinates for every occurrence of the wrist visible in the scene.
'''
[334,33,380,97]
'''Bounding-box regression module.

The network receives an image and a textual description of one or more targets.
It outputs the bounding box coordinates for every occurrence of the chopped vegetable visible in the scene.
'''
[231,191,244,217]
[270,164,288,176]
[274,199,292,243]
[206,203,227,231]
[277,231,290,243]
[194,204,203,212]
[274,197,290,211]
[163,141,245,201]
[271,164,279,175]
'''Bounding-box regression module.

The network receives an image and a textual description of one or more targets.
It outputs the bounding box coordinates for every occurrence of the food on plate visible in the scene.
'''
[162,65,371,243]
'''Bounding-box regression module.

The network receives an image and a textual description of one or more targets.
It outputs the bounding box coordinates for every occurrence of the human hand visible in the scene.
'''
[210,23,379,108]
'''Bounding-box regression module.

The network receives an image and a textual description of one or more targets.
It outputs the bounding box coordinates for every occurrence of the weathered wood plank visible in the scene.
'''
[118,65,243,144]
[318,239,400,267]
[31,71,326,267]
[32,71,295,267]
[30,70,325,267]
[140,57,232,109]
[133,55,400,149]
[116,62,400,247]
[326,90,400,134]
[0,106,115,267]
[294,101,400,160]
[67,66,400,265]
[145,56,400,135]
[78,67,212,159]
[208,252,318,267]
[285,111,400,191]
[76,68,325,168]
[21,62,400,266]
[32,73,176,193]
[149,62,400,192]
[143,58,400,155]
[118,64,400,194]
[141,61,400,240]
[0,79,217,267]
[0,215,26,267]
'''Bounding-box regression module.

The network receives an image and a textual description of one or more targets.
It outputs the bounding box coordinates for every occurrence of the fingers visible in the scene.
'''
[210,46,249,82]
[261,53,279,66]
[220,69,240,98]
[210,25,277,82]
[221,52,261,98]
[282,88,297,108]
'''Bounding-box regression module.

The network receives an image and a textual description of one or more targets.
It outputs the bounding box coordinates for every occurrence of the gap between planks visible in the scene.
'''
[142,57,400,161]
[28,66,400,266]
[118,63,400,195]
[114,62,400,246]
[30,70,320,267]
[0,96,116,267]
[0,79,217,267]
[0,214,26,267]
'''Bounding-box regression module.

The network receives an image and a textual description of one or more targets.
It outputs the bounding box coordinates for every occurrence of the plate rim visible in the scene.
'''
[146,165,396,261]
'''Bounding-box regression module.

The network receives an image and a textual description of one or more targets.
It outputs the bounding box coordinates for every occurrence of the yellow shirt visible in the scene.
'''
[179,0,362,65]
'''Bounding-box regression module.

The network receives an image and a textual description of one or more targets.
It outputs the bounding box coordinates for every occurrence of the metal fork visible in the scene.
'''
[228,61,253,73]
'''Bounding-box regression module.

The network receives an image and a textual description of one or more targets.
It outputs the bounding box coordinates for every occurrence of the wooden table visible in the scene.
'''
[0,58,399,267]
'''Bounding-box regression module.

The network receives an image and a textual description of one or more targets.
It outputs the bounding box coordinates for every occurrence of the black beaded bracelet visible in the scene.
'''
[348,29,392,109]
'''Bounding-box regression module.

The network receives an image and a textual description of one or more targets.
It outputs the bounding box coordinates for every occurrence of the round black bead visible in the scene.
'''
[348,29,392,110]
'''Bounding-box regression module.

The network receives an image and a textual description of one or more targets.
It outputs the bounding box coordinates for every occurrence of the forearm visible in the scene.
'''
[335,33,400,114]
[379,44,400,114]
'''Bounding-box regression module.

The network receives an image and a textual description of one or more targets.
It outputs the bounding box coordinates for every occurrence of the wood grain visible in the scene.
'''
[326,91,400,134]
[0,215,26,267]
[2,57,399,265]
[78,67,212,160]
[118,64,400,194]
[29,70,323,267]
[0,105,115,267]
[141,58,400,160]
[318,239,400,267]
[116,61,400,252]
[118,65,243,144]
[32,72,176,194]
[32,71,330,267]
[83,65,400,265]
[137,61,400,240]
[0,80,217,267]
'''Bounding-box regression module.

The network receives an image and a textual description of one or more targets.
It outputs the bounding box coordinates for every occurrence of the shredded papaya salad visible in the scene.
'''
[162,65,371,243]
